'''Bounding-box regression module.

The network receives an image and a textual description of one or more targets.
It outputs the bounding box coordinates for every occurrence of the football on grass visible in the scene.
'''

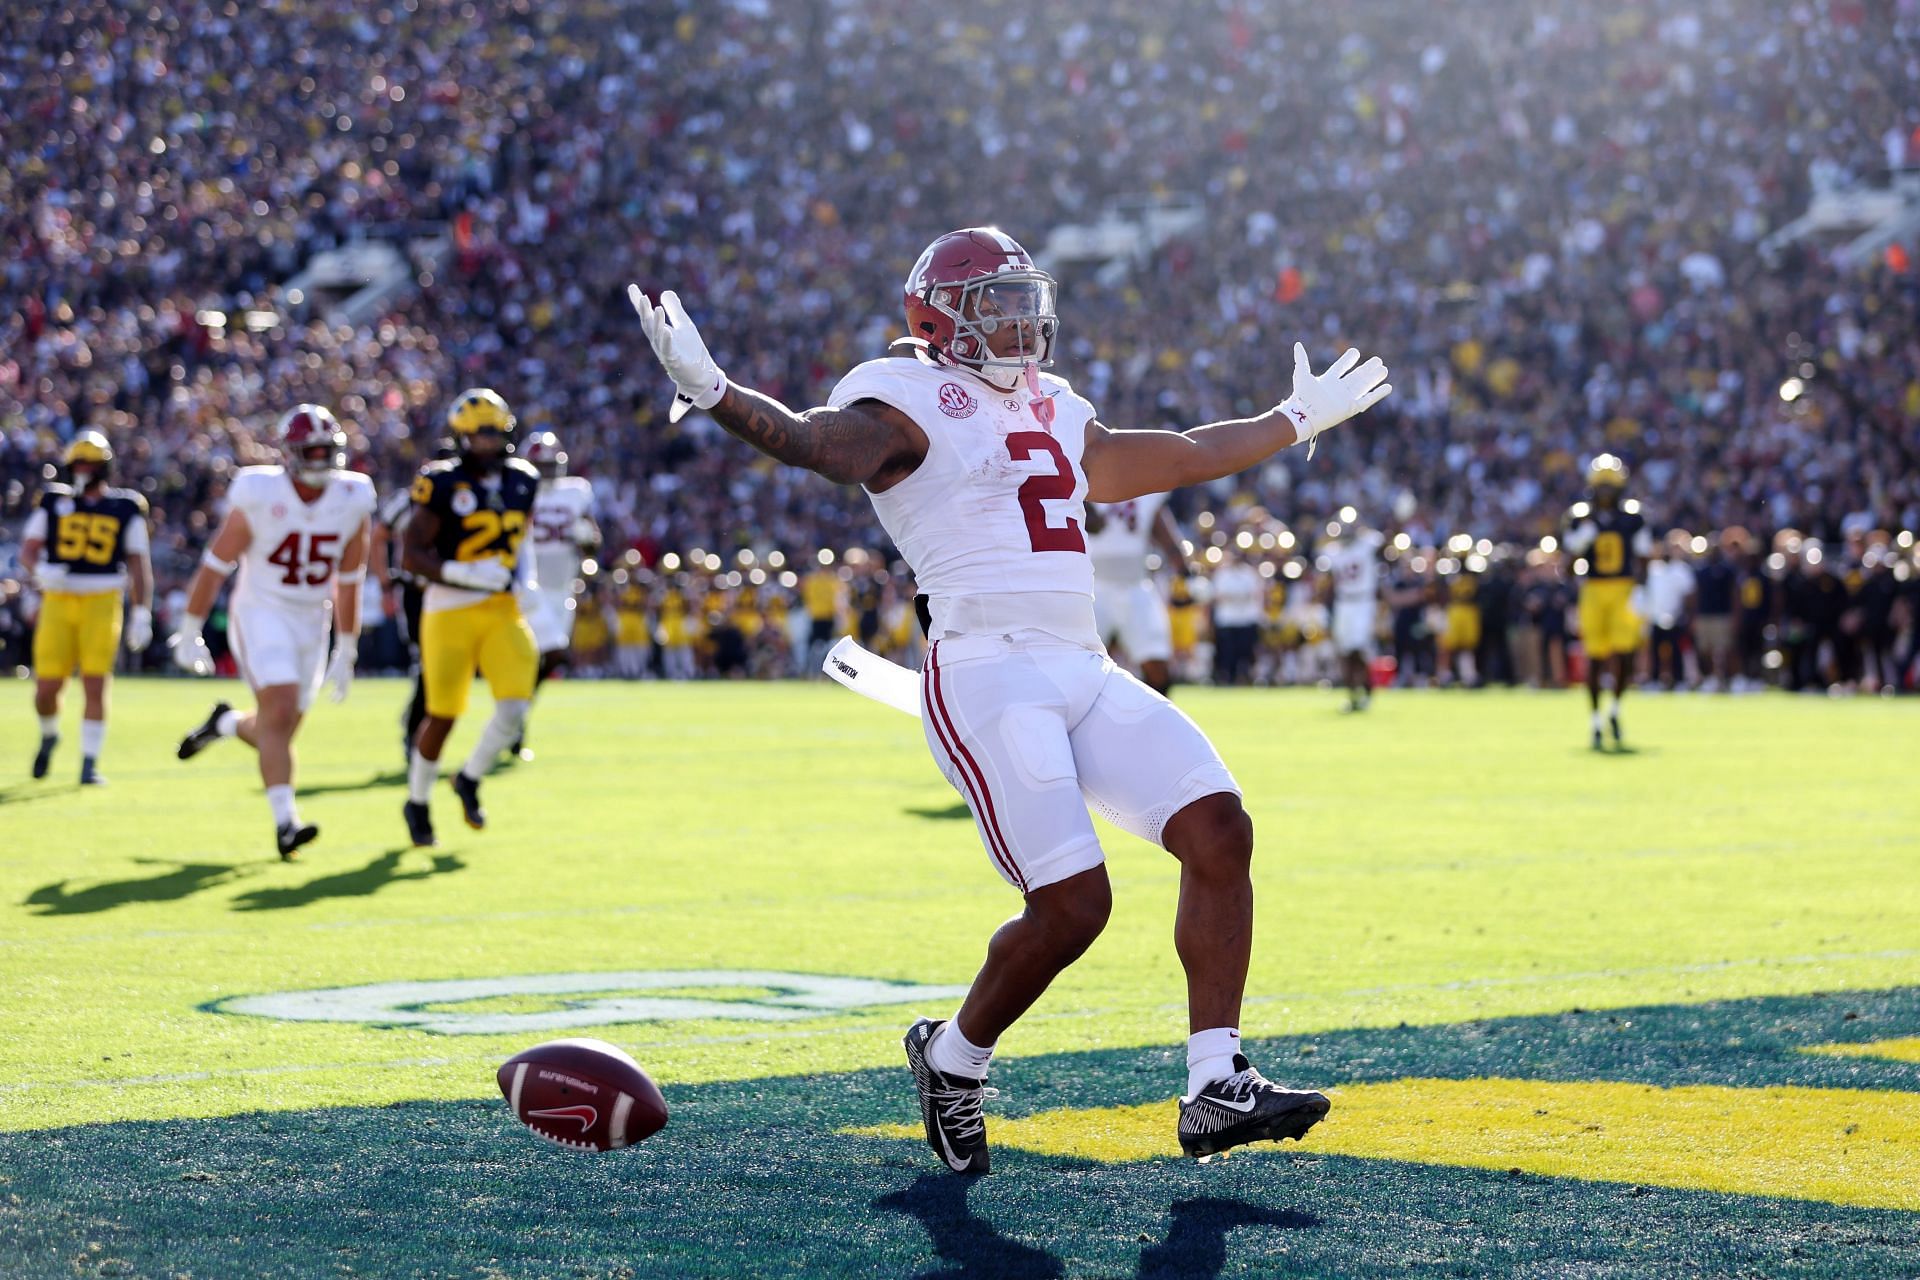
[497,1037,668,1152]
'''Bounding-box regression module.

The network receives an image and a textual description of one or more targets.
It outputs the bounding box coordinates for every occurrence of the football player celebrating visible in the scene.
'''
[170,406,376,858]
[1084,493,1185,694]
[1561,454,1652,749]
[20,431,153,785]
[399,389,541,847]
[632,227,1391,1172]
[511,430,599,760]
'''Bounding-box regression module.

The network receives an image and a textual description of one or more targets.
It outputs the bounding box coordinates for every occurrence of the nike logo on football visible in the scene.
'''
[527,1104,598,1131]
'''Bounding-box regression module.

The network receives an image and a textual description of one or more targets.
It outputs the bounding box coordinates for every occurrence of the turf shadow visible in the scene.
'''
[1135,1198,1321,1279]
[295,768,409,796]
[905,801,973,821]
[228,849,465,912]
[0,782,80,806]
[22,860,250,916]
[874,1173,1066,1278]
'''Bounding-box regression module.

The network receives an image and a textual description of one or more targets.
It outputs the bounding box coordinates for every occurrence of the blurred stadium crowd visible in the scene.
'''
[2,0,1917,689]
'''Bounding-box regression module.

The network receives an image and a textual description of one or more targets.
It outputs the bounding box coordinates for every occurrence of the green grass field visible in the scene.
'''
[1,677,1916,1277]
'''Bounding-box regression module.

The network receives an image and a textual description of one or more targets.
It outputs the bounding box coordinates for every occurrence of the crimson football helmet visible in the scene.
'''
[903,228,1057,387]
[275,404,348,487]
[519,429,567,477]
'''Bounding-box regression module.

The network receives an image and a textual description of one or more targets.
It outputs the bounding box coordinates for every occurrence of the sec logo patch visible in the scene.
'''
[937,383,978,419]
[451,488,478,516]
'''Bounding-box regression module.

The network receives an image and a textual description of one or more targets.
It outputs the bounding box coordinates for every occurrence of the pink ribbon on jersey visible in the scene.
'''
[1022,362,1055,430]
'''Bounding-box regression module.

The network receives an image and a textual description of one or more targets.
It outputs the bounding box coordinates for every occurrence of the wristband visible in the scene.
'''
[180,612,208,638]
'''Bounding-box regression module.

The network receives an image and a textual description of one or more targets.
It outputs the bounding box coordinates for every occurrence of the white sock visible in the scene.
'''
[266,784,298,828]
[38,715,57,739]
[1186,1027,1243,1098]
[216,709,241,737]
[408,749,439,805]
[1609,693,1622,718]
[80,719,105,760]
[1591,709,1604,732]
[927,1018,995,1081]
[460,699,527,782]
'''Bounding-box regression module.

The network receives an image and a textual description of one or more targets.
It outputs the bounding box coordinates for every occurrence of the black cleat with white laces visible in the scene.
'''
[451,771,486,829]
[276,821,319,861]
[1178,1054,1330,1160]
[904,1017,995,1175]
[32,734,57,780]
[178,701,232,760]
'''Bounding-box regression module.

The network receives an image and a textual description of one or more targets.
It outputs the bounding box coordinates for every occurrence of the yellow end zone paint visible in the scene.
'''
[849,1077,1920,1211]
[1802,1037,1920,1064]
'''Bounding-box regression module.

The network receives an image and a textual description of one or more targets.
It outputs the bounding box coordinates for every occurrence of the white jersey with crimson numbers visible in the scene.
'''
[828,356,1098,647]
[1085,491,1169,588]
[527,475,595,594]
[228,466,377,610]
[1325,531,1384,605]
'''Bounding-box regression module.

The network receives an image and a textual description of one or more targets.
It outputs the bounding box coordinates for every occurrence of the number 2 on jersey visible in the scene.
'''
[1006,431,1086,554]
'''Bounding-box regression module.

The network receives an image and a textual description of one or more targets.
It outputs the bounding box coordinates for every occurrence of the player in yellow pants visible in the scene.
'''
[399,389,542,847]
[20,432,152,785]
[1563,455,1653,750]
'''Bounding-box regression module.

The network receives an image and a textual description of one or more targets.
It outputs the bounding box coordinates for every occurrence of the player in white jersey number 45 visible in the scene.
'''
[169,405,376,859]
[631,227,1390,1172]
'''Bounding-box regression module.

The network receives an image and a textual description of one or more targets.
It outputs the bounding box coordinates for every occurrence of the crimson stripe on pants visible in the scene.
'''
[924,641,1026,892]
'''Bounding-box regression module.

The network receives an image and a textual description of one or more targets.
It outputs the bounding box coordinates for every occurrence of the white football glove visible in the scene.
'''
[441,559,514,593]
[325,634,357,704]
[627,285,727,423]
[125,604,153,652]
[168,614,215,676]
[1279,343,1392,451]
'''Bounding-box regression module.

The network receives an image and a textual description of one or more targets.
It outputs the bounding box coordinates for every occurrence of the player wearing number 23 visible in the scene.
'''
[630,226,1393,1172]
[169,405,376,857]
[20,430,154,785]
[397,388,541,848]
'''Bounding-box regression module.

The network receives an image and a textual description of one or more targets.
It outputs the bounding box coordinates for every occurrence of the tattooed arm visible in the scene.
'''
[629,283,926,490]
[709,385,927,490]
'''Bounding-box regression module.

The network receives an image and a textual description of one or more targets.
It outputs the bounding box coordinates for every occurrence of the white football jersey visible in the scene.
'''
[1085,491,1169,585]
[1325,531,1384,606]
[829,357,1097,643]
[229,466,377,609]
[527,474,594,594]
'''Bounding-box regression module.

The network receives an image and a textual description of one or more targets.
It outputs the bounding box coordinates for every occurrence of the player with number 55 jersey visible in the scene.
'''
[170,405,376,858]
[631,226,1393,1173]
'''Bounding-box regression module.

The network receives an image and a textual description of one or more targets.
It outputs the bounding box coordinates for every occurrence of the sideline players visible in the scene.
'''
[631,226,1390,1170]
[1562,454,1652,748]
[399,389,540,846]
[1085,493,1182,693]
[20,431,152,785]
[512,430,598,759]
[170,406,376,857]
[1324,519,1383,711]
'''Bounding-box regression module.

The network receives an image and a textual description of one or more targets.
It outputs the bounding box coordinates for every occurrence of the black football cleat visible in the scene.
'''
[403,800,437,848]
[79,759,106,786]
[1591,726,1605,751]
[178,701,232,760]
[276,821,319,861]
[32,735,57,780]
[1178,1055,1330,1160]
[451,772,486,829]
[904,1017,995,1175]
[1609,711,1623,746]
